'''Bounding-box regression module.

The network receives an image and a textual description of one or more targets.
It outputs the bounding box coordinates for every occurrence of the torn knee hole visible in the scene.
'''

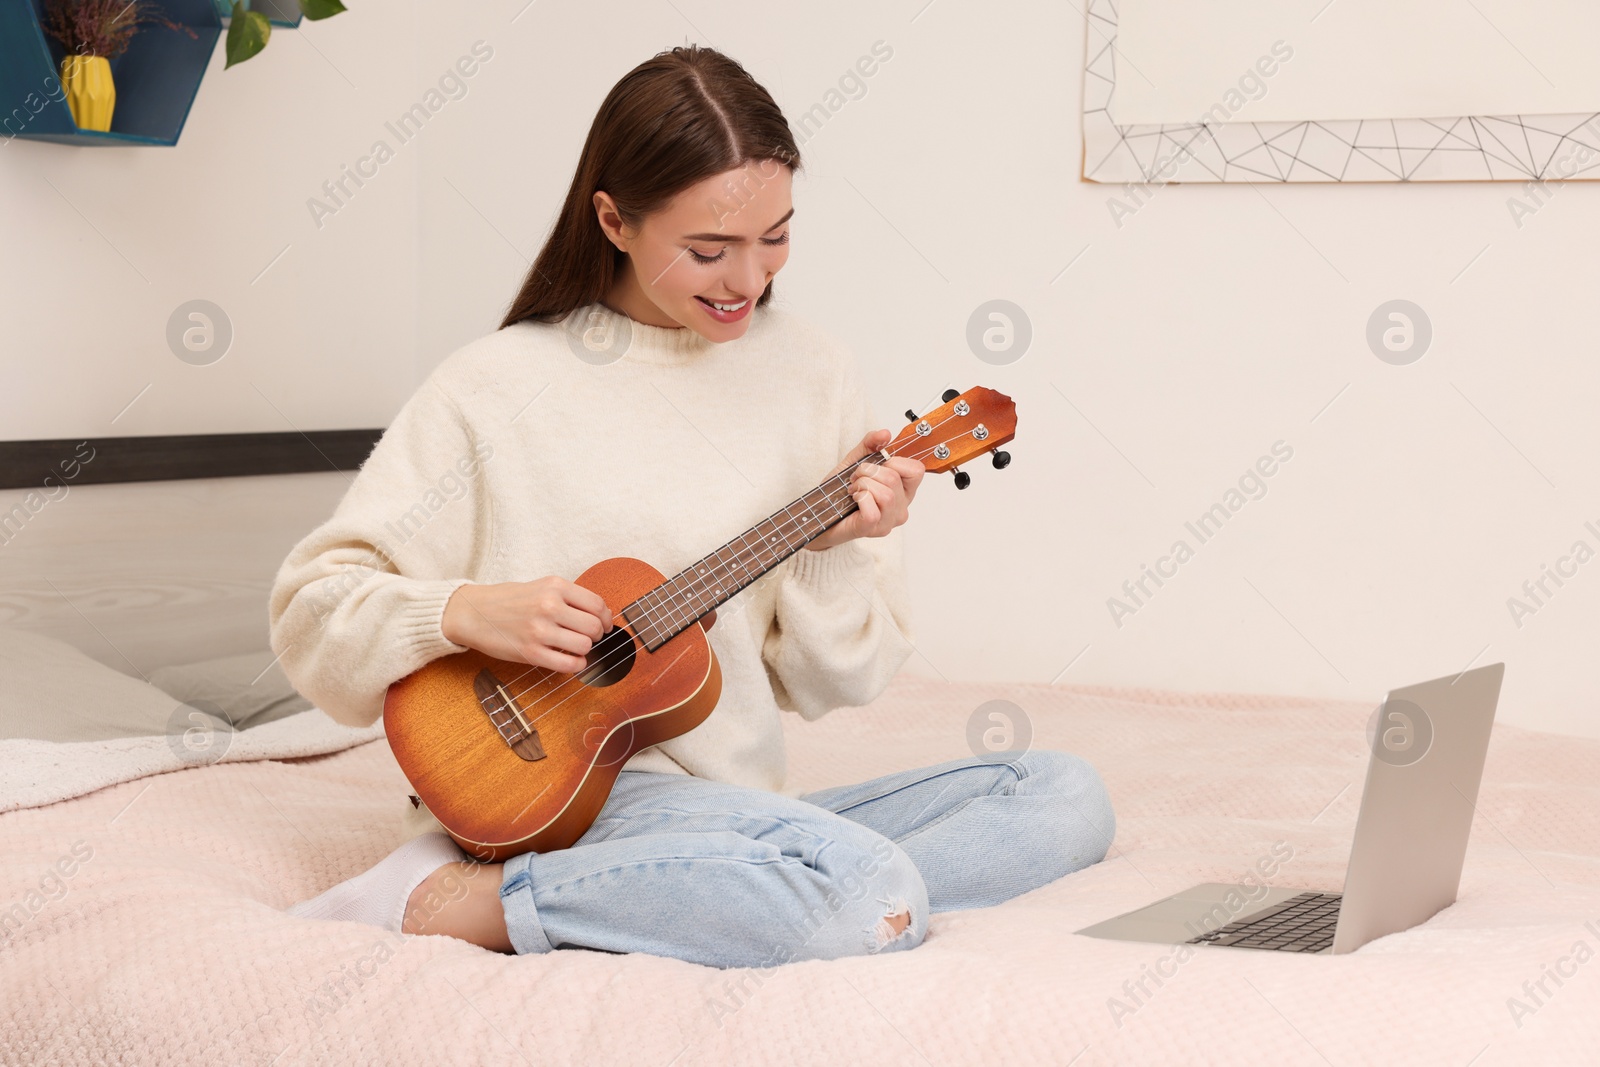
[871,898,914,949]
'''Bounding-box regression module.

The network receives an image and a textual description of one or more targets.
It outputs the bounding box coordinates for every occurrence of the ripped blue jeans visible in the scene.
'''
[498,749,1117,969]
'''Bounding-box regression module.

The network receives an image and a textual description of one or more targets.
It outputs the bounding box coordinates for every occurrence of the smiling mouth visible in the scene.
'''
[695,296,749,312]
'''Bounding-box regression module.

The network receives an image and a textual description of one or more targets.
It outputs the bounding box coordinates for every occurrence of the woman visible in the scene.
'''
[272,44,1115,969]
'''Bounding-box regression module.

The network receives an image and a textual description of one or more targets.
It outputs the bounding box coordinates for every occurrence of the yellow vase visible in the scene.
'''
[60,55,116,132]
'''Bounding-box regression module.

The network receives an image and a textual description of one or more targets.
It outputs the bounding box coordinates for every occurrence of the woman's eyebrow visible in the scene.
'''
[682,207,795,243]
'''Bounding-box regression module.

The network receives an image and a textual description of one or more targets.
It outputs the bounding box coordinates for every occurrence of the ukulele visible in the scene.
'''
[383,386,1017,860]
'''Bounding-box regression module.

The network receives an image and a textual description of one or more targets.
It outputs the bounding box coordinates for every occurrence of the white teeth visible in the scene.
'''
[704,298,748,313]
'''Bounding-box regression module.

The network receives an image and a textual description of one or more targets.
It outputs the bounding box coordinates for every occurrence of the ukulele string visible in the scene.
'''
[496,459,868,726]
[630,410,980,635]
[493,424,968,727]
[486,422,960,729]
[491,421,974,724]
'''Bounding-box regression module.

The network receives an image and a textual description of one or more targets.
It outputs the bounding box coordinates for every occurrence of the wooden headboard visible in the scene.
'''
[0,431,381,676]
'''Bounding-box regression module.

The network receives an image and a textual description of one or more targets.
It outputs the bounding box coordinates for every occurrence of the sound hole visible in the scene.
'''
[576,626,636,688]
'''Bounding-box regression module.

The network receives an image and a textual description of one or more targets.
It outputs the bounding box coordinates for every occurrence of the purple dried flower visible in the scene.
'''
[42,0,198,59]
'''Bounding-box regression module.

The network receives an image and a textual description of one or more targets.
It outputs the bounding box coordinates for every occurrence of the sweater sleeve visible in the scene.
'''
[759,348,916,721]
[267,376,491,728]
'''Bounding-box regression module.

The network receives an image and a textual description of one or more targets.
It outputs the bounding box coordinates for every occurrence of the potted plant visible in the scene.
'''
[222,0,347,69]
[41,0,199,132]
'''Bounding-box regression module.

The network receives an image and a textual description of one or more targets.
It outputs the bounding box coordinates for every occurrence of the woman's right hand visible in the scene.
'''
[441,578,613,673]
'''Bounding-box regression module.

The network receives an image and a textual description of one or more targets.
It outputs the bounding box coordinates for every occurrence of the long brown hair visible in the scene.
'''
[500,45,801,329]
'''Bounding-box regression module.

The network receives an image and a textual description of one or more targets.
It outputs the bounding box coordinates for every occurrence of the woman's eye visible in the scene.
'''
[761,231,791,247]
[688,247,726,264]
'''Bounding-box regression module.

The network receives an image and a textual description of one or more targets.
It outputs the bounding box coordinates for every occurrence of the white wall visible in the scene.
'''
[0,5,424,437]
[3,0,1596,738]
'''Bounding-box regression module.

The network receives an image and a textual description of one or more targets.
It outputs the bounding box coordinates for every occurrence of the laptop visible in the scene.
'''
[1076,663,1505,955]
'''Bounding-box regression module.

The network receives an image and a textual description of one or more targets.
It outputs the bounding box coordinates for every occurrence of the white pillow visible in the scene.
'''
[147,651,312,730]
[0,628,188,742]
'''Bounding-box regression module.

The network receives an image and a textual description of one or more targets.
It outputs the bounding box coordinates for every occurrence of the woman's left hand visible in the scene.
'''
[805,428,924,552]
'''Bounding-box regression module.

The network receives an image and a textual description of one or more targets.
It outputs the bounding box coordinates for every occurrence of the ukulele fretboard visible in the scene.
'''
[620,451,884,651]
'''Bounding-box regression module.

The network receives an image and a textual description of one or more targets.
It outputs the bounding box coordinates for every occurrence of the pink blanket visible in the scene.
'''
[4,677,1598,1065]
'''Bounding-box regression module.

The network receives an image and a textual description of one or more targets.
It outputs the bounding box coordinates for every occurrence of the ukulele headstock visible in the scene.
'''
[891,387,1016,486]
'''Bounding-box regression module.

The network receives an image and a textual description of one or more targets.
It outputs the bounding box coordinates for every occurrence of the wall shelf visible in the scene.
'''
[0,0,221,147]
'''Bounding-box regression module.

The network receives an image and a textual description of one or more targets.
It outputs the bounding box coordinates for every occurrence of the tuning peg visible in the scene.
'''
[941,388,960,403]
[953,468,971,490]
[991,449,1011,469]
[905,408,919,423]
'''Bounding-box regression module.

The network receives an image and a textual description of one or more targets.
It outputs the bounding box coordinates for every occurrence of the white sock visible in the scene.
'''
[288,832,469,933]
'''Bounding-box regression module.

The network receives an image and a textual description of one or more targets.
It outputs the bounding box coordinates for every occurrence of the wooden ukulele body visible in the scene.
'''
[383,555,722,861]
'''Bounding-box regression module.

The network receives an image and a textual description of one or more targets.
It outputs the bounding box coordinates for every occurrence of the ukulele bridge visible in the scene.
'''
[473,668,547,762]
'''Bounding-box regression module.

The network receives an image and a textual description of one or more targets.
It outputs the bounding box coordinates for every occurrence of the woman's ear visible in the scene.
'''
[593,191,632,252]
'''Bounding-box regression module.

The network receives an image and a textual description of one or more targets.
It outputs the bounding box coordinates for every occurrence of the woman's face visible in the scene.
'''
[595,160,793,342]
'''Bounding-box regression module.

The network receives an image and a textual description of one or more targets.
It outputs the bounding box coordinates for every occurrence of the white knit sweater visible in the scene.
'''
[268,300,915,835]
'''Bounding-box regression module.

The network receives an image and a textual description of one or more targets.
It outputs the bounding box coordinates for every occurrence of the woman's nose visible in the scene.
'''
[731,252,772,298]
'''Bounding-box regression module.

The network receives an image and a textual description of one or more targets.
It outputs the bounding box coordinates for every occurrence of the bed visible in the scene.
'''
[3,674,1597,1064]
[1,448,1597,1065]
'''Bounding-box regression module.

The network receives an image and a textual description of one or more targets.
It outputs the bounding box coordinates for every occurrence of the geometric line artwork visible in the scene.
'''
[1082,0,1600,183]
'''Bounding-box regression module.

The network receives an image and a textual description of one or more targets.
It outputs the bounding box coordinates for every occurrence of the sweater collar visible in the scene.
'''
[565,301,723,367]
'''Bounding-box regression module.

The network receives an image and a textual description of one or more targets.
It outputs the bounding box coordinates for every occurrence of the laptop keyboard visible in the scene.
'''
[1185,891,1342,953]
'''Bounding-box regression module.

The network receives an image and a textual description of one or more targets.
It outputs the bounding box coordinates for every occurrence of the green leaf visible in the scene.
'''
[224,6,272,68]
[299,0,347,20]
